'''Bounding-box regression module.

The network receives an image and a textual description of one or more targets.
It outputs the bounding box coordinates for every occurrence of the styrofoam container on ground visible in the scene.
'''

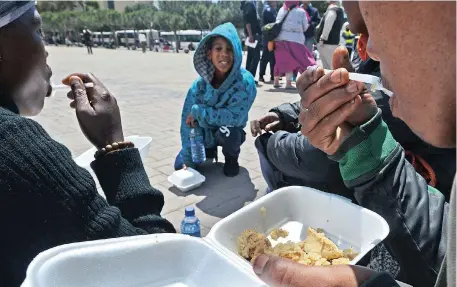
[207,186,390,272]
[168,167,206,192]
[22,234,267,287]
[73,135,152,196]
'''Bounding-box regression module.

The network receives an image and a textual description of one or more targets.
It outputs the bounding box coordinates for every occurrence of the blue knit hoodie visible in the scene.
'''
[179,22,257,167]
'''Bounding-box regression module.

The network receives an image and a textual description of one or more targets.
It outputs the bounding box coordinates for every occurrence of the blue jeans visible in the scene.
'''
[174,127,246,170]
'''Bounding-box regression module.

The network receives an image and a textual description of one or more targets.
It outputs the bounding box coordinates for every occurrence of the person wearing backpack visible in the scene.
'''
[272,0,316,89]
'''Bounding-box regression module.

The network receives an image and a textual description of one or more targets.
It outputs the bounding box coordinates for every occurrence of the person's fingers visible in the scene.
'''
[253,255,312,287]
[301,68,351,109]
[332,46,354,72]
[296,65,323,95]
[265,121,280,132]
[69,76,92,113]
[62,72,95,85]
[67,90,75,100]
[305,96,362,155]
[301,81,364,134]
[250,120,261,137]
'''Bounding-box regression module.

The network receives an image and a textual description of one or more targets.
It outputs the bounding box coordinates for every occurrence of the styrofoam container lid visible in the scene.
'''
[22,234,267,287]
[74,135,152,168]
[168,167,205,191]
[207,186,390,273]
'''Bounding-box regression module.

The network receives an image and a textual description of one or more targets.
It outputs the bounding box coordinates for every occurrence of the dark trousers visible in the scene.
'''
[215,127,246,159]
[245,38,261,79]
[86,44,93,54]
[259,47,275,79]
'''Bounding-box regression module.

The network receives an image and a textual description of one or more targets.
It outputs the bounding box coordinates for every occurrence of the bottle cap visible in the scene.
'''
[185,206,195,217]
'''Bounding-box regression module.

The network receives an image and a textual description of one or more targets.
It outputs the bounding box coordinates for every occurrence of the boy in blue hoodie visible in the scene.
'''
[175,23,257,176]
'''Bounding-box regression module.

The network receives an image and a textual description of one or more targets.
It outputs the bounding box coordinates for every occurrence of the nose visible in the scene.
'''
[366,38,380,61]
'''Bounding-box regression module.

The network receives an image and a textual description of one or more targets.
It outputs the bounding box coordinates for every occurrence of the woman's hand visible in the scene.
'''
[186,115,196,128]
[63,73,124,149]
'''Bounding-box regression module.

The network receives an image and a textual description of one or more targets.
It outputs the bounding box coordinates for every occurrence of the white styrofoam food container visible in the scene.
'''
[168,167,206,192]
[207,186,390,272]
[22,186,389,287]
[73,135,152,196]
[22,234,267,287]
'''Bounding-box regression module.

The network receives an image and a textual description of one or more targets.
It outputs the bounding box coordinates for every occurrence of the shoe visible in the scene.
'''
[223,156,240,177]
[259,76,266,83]
[270,77,274,82]
[205,148,218,163]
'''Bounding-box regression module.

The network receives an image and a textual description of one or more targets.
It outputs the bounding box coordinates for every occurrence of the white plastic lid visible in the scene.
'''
[168,167,205,189]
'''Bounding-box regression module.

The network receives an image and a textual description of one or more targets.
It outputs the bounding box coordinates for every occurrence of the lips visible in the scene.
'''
[45,64,53,97]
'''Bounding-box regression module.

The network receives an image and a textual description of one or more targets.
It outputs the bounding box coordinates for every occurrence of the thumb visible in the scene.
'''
[332,46,354,72]
[264,121,279,132]
[69,76,91,111]
[253,255,310,287]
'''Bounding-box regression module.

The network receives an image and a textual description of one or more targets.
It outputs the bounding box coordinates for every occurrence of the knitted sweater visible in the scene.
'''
[0,108,176,286]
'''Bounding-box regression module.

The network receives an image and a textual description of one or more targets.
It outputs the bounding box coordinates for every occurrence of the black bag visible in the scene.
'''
[262,5,296,42]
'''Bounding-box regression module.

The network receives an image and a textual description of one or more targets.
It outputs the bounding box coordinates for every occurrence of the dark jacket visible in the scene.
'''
[241,1,261,36]
[0,108,175,286]
[265,97,454,286]
[262,3,277,26]
[329,109,448,287]
[316,5,344,45]
[303,3,321,39]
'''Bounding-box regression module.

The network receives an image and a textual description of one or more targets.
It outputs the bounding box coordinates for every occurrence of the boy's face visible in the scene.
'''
[207,37,234,75]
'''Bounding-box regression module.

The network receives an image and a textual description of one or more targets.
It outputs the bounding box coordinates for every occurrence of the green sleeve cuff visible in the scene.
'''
[338,115,398,182]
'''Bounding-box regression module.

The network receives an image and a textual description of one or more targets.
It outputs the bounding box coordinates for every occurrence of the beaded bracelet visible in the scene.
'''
[94,140,134,159]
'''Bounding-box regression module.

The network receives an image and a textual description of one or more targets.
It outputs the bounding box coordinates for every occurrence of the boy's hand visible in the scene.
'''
[186,115,196,128]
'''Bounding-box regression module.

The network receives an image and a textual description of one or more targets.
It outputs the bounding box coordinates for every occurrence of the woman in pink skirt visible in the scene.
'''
[274,0,316,89]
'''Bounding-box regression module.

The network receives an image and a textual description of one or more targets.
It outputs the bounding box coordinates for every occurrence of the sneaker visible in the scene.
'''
[259,76,266,83]
[223,156,240,177]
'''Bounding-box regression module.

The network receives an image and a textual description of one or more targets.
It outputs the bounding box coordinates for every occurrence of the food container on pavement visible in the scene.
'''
[73,135,152,196]
[22,186,389,287]
[168,167,206,192]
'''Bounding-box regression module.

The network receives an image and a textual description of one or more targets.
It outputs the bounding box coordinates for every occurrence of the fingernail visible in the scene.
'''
[330,70,342,83]
[307,65,318,71]
[253,255,270,275]
[346,81,359,93]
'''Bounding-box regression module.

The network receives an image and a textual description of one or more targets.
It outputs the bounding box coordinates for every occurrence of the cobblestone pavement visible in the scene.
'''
[38,46,300,236]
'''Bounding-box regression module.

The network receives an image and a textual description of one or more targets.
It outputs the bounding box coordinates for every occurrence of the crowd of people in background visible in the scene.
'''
[240,0,353,89]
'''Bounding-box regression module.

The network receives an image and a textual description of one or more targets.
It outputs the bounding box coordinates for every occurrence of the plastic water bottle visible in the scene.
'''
[181,206,201,237]
[190,126,206,164]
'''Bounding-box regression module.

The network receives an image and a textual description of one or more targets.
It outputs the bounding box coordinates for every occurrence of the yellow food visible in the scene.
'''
[270,228,289,240]
[237,229,271,263]
[237,227,358,266]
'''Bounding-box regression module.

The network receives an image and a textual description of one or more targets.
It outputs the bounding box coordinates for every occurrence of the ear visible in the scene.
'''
[207,49,212,60]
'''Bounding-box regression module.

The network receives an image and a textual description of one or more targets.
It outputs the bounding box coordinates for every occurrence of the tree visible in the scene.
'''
[184,4,208,34]
[206,4,226,30]
[125,3,157,13]
[166,13,185,52]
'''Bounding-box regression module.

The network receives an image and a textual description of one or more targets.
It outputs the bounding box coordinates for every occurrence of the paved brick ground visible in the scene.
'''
[37,46,300,236]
